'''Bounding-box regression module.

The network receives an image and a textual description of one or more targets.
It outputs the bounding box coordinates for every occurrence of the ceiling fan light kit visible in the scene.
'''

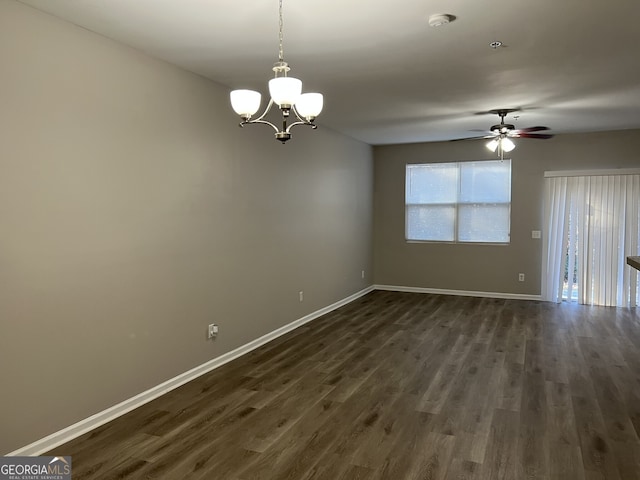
[486,136,515,153]
[475,109,553,157]
[230,0,323,143]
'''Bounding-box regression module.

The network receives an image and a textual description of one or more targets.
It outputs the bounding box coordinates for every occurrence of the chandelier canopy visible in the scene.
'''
[230,0,323,143]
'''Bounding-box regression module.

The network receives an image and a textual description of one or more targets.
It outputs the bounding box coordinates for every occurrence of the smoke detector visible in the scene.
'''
[428,14,456,27]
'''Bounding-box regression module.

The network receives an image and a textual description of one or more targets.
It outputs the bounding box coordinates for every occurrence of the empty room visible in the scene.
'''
[1,0,640,479]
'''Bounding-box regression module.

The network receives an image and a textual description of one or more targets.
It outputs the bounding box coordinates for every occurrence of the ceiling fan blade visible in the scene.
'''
[448,135,494,142]
[514,126,550,133]
[512,133,554,139]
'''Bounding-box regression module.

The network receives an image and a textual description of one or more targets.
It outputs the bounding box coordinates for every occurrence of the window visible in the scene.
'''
[405,160,511,243]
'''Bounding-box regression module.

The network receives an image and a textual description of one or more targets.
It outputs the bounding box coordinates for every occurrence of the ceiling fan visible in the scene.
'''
[458,108,553,157]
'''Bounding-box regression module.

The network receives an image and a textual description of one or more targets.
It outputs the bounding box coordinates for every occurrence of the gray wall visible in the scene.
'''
[374,129,640,295]
[0,1,373,454]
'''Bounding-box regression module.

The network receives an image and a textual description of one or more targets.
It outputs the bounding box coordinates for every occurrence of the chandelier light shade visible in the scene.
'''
[230,0,323,143]
[295,93,324,120]
[230,90,262,119]
[268,77,302,108]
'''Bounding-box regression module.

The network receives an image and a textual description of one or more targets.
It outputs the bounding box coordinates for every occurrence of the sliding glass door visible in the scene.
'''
[542,171,640,307]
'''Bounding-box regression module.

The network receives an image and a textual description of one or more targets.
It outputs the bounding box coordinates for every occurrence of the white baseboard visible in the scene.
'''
[374,284,542,301]
[8,286,375,457]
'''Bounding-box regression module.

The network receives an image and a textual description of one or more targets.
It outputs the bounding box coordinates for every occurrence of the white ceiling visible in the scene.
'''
[17,0,640,145]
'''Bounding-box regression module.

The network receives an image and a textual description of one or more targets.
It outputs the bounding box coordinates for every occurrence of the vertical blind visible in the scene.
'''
[542,172,640,307]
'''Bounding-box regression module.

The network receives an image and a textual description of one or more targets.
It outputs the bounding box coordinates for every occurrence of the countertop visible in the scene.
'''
[628,256,640,271]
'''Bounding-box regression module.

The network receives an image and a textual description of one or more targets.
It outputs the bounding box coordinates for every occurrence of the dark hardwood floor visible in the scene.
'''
[48,291,640,479]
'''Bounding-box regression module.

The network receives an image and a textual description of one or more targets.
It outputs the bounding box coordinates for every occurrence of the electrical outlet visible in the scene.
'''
[299,291,304,302]
[361,270,365,279]
[209,324,219,338]
[518,273,525,282]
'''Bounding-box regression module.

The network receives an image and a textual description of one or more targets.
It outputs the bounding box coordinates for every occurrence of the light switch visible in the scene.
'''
[532,230,541,239]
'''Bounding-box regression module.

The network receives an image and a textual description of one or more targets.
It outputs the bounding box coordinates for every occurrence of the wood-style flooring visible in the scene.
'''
[48,291,640,479]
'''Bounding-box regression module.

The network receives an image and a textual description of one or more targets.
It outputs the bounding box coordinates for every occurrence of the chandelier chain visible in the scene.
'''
[278,0,284,62]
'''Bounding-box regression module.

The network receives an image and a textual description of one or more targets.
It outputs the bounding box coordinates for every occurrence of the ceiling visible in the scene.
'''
[17,0,640,145]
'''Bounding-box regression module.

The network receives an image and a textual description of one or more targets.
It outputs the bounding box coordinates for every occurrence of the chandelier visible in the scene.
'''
[230,0,323,143]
